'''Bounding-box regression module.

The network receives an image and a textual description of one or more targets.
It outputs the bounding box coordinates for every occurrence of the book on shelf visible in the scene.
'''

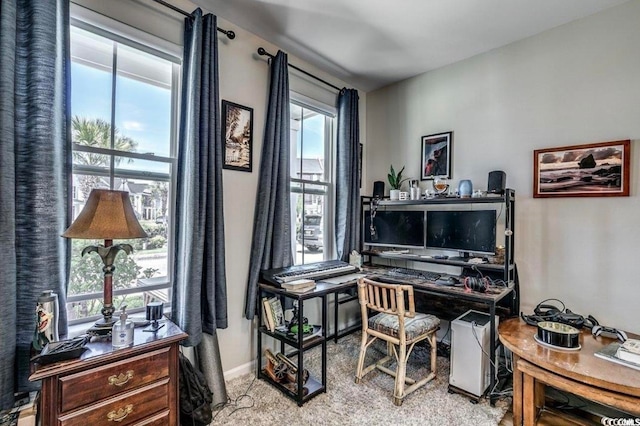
[266,297,285,329]
[262,297,275,332]
[594,341,640,371]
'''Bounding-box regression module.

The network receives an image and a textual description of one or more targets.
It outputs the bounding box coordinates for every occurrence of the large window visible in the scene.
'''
[290,101,335,265]
[68,21,179,324]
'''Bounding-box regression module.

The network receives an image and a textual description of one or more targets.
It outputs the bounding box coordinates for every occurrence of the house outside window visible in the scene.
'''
[290,101,335,265]
[68,20,179,324]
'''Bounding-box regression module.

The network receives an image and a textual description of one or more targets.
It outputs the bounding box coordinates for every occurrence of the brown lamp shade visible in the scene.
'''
[63,189,148,240]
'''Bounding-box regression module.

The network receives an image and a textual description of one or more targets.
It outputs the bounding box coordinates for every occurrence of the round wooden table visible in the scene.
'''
[499,317,640,425]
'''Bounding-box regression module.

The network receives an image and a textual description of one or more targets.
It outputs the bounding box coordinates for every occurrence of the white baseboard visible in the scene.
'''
[223,359,255,381]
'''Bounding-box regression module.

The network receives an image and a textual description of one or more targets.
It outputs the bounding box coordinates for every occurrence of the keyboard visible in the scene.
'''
[387,267,441,281]
[261,260,359,286]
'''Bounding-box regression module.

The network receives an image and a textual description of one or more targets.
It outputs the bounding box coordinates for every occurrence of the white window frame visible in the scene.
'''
[68,12,181,324]
[290,95,337,263]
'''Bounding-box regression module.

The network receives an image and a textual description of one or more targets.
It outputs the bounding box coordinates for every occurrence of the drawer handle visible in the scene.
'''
[107,404,133,422]
[108,370,134,387]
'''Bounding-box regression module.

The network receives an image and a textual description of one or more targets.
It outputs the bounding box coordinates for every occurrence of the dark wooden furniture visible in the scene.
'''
[499,317,640,425]
[30,320,186,426]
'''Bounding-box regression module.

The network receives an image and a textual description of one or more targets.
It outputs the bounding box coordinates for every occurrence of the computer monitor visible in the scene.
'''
[364,210,425,249]
[426,210,497,257]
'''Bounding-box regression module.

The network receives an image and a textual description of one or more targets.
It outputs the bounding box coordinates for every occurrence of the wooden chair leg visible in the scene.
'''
[430,333,437,374]
[355,332,368,384]
[393,343,407,406]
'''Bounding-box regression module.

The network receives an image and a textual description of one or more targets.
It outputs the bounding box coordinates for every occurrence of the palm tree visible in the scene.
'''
[72,116,138,199]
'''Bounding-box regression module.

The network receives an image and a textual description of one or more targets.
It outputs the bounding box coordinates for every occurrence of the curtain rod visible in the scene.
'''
[152,0,236,39]
[257,47,341,92]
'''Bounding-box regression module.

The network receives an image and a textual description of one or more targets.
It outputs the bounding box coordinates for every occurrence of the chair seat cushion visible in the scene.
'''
[368,312,440,341]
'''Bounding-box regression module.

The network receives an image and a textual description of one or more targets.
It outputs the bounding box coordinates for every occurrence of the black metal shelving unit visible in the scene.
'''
[257,280,357,406]
[360,189,518,405]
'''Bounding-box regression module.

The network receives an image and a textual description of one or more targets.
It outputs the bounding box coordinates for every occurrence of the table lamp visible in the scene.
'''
[63,189,148,331]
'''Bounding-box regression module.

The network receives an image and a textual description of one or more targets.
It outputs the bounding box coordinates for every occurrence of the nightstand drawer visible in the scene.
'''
[58,379,169,426]
[59,347,170,413]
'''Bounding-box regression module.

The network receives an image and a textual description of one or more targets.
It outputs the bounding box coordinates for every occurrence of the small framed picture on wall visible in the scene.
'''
[421,131,453,180]
[222,100,253,172]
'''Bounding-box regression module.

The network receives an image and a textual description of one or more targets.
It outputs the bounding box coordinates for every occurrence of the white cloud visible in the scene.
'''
[122,121,144,131]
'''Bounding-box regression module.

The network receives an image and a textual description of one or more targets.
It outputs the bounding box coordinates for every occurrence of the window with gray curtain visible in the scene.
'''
[67,20,180,325]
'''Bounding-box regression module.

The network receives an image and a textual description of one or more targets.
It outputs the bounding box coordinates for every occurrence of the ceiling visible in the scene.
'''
[195,0,629,92]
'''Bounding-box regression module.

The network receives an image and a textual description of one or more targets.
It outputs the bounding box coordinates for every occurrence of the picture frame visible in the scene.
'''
[222,100,253,172]
[421,131,453,180]
[533,139,630,198]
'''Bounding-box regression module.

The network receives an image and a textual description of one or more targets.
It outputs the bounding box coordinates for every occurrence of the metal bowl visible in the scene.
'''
[537,321,580,349]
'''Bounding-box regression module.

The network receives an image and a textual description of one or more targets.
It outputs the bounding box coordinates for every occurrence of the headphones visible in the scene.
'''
[521,298,599,330]
[463,276,489,293]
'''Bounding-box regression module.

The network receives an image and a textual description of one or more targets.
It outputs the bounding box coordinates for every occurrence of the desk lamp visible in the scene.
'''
[63,189,148,332]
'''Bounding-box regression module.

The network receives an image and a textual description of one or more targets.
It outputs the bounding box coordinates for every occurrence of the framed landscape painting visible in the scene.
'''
[421,131,452,180]
[222,100,253,172]
[533,140,630,198]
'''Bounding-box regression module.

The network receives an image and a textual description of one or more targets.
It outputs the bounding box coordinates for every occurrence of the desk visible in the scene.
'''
[363,265,516,403]
[499,318,640,426]
[258,267,516,405]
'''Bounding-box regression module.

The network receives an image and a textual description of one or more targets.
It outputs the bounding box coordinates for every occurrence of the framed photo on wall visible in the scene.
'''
[533,139,630,198]
[421,131,453,180]
[222,100,253,172]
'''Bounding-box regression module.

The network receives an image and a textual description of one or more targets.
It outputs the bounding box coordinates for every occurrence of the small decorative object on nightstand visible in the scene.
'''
[144,302,165,333]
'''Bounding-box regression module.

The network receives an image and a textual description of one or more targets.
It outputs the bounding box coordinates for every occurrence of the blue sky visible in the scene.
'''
[71,62,171,159]
[72,61,325,169]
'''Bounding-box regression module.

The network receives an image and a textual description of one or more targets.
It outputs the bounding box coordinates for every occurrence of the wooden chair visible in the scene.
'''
[355,277,440,406]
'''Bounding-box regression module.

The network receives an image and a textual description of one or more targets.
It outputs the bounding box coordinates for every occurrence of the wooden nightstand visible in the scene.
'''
[29,320,186,426]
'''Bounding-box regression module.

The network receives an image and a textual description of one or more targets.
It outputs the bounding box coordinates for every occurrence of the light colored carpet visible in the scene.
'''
[211,332,509,425]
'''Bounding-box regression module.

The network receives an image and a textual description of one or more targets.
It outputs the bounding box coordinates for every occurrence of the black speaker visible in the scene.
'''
[488,171,506,194]
[373,181,385,198]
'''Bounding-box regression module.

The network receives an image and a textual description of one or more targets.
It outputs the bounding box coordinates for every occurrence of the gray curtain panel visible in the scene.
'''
[171,9,228,405]
[0,0,71,409]
[244,51,292,319]
[335,89,361,261]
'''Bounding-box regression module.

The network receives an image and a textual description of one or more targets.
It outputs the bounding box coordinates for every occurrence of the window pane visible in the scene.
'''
[70,27,113,136]
[295,194,327,265]
[114,156,171,176]
[68,22,176,324]
[115,44,172,157]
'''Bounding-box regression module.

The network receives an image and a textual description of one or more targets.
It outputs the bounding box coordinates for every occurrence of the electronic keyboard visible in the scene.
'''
[261,260,359,286]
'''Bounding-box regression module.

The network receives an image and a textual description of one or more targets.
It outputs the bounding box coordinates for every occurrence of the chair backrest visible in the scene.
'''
[357,277,416,322]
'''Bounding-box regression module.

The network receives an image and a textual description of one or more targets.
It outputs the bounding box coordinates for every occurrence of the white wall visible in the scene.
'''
[71,0,367,377]
[367,1,640,333]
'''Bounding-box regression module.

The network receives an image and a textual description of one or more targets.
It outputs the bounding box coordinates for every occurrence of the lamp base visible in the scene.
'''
[87,317,117,336]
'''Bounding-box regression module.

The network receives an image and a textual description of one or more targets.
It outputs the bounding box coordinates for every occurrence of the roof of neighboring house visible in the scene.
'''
[292,158,324,176]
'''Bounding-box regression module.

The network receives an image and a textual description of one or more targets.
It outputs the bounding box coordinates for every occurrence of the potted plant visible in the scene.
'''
[388,165,408,200]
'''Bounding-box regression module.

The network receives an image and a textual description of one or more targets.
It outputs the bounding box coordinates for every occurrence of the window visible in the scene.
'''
[68,21,180,324]
[290,101,335,265]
